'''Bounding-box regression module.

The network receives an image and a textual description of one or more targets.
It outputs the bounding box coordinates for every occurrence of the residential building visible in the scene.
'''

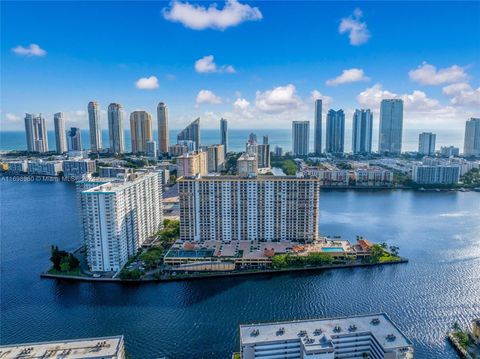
[67,127,82,151]
[248,132,257,144]
[79,172,163,272]
[157,102,169,154]
[440,146,460,157]
[464,118,480,157]
[355,168,393,187]
[326,109,345,154]
[263,135,269,145]
[379,99,404,154]
[178,140,196,152]
[24,113,48,153]
[168,143,189,157]
[146,140,157,158]
[237,153,258,176]
[238,313,414,359]
[98,166,133,178]
[53,112,67,154]
[177,151,208,177]
[63,159,96,179]
[177,118,200,150]
[304,167,349,186]
[352,109,373,154]
[130,110,153,154]
[0,335,126,359]
[178,175,320,242]
[314,99,322,155]
[257,144,271,169]
[292,121,309,156]
[5,161,28,174]
[412,165,460,184]
[107,103,125,154]
[27,160,63,176]
[418,132,436,155]
[207,144,225,173]
[220,118,228,156]
[88,101,102,152]
[274,146,283,157]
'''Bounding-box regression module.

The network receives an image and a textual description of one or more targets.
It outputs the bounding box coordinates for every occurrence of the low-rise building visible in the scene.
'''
[98,166,133,178]
[304,167,349,186]
[354,168,393,187]
[27,160,63,176]
[5,161,28,174]
[238,313,414,359]
[63,159,96,180]
[0,335,125,359]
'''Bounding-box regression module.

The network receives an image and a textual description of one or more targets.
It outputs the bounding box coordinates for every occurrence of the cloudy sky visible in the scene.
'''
[1,1,479,132]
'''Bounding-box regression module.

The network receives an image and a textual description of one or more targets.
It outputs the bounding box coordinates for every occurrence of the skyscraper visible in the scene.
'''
[67,127,82,151]
[464,118,480,157]
[206,144,225,173]
[107,103,125,154]
[53,112,67,154]
[220,118,228,156]
[177,118,200,150]
[130,110,153,154]
[352,109,373,154]
[326,109,345,154]
[418,132,436,155]
[292,121,309,156]
[88,101,102,152]
[313,99,322,155]
[157,102,169,154]
[24,113,48,153]
[379,99,404,154]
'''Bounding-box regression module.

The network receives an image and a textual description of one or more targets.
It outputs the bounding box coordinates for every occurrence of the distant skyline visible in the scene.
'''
[1,1,479,132]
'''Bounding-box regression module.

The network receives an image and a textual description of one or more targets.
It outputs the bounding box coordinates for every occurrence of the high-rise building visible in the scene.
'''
[248,132,257,144]
[79,173,163,272]
[418,132,436,155]
[207,144,225,173]
[178,175,320,242]
[177,151,208,177]
[177,118,200,150]
[24,113,48,153]
[326,109,345,154]
[237,153,258,176]
[352,109,373,154]
[464,118,480,157]
[146,140,157,158]
[107,103,125,154]
[274,145,283,157]
[292,121,309,156]
[88,101,102,152]
[67,127,82,151]
[257,144,271,169]
[130,111,153,154]
[263,135,269,145]
[53,112,67,154]
[379,99,404,154]
[440,146,460,157]
[313,99,322,155]
[412,165,460,184]
[157,102,169,154]
[220,118,228,156]
[238,313,414,359]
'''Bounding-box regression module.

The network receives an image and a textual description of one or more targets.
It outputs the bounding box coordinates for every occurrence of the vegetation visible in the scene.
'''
[461,168,480,187]
[140,247,164,269]
[224,152,241,174]
[49,246,80,272]
[365,244,401,263]
[119,268,145,280]
[271,252,333,269]
[271,158,298,175]
[336,162,353,170]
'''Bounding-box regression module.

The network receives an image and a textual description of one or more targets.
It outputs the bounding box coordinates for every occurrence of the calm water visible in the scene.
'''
[0,128,465,153]
[1,181,479,358]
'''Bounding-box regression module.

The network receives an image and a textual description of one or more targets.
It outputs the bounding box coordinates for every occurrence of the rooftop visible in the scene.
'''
[0,335,124,359]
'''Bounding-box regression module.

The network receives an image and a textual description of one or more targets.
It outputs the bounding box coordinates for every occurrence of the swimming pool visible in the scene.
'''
[322,247,344,252]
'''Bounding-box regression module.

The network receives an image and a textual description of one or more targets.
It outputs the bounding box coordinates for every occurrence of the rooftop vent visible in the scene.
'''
[298,330,307,337]
[348,324,357,332]
[251,329,260,337]
[371,318,381,325]
[333,325,342,333]
[313,328,322,336]
[386,334,397,342]
[276,327,285,336]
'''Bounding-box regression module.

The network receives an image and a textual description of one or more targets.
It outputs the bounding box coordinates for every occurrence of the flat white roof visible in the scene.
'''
[240,313,412,350]
[0,335,124,359]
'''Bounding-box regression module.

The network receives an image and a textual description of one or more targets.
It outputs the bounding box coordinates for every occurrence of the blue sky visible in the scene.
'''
[1,1,479,131]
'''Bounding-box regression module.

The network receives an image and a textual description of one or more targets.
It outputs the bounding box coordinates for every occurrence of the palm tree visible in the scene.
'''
[362,353,369,359]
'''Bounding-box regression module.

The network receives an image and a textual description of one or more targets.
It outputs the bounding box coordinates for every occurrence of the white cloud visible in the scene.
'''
[195,55,235,74]
[442,83,480,106]
[196,89,222,104]
[442,82,472,96]
[339,9,370,46]
[11,43,47,57]
[4,113,21,122]
[357,83,397,108]
[135,76,159,90]
[233,98,250,110]
[310,90,333,108]
[163,0,262,31]
[409,62,468,85]
[255,84,303,113]
[326,68,369,86]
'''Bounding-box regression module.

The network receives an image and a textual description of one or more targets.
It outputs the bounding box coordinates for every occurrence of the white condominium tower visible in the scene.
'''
[313,99,322,155]
[79,173,163,272]
[206,144,225,173]
[292,121,310,156]
[67,127,82,151]
[464,118,480,157]
[326,109,345,154]
[178,175,320,242]
[177,151,208,177]
[53,112,67,154]
[418,132,436,155]
[177,118,200,150]
[220,118,228,157]
[130,110,153,154]
[379,99,404,154]
[108,103,125,154]
[88,101,102,152]
[24,113,48,153]
[157,102,169,154]
[352,109,373,154]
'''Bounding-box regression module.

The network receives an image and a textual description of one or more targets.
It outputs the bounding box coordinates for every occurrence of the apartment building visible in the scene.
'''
[27,160,63,176]
[63,159,96,179]
[177,151,208,177]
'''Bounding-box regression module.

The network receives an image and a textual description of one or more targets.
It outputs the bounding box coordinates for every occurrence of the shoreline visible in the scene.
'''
[40,258,409,283]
